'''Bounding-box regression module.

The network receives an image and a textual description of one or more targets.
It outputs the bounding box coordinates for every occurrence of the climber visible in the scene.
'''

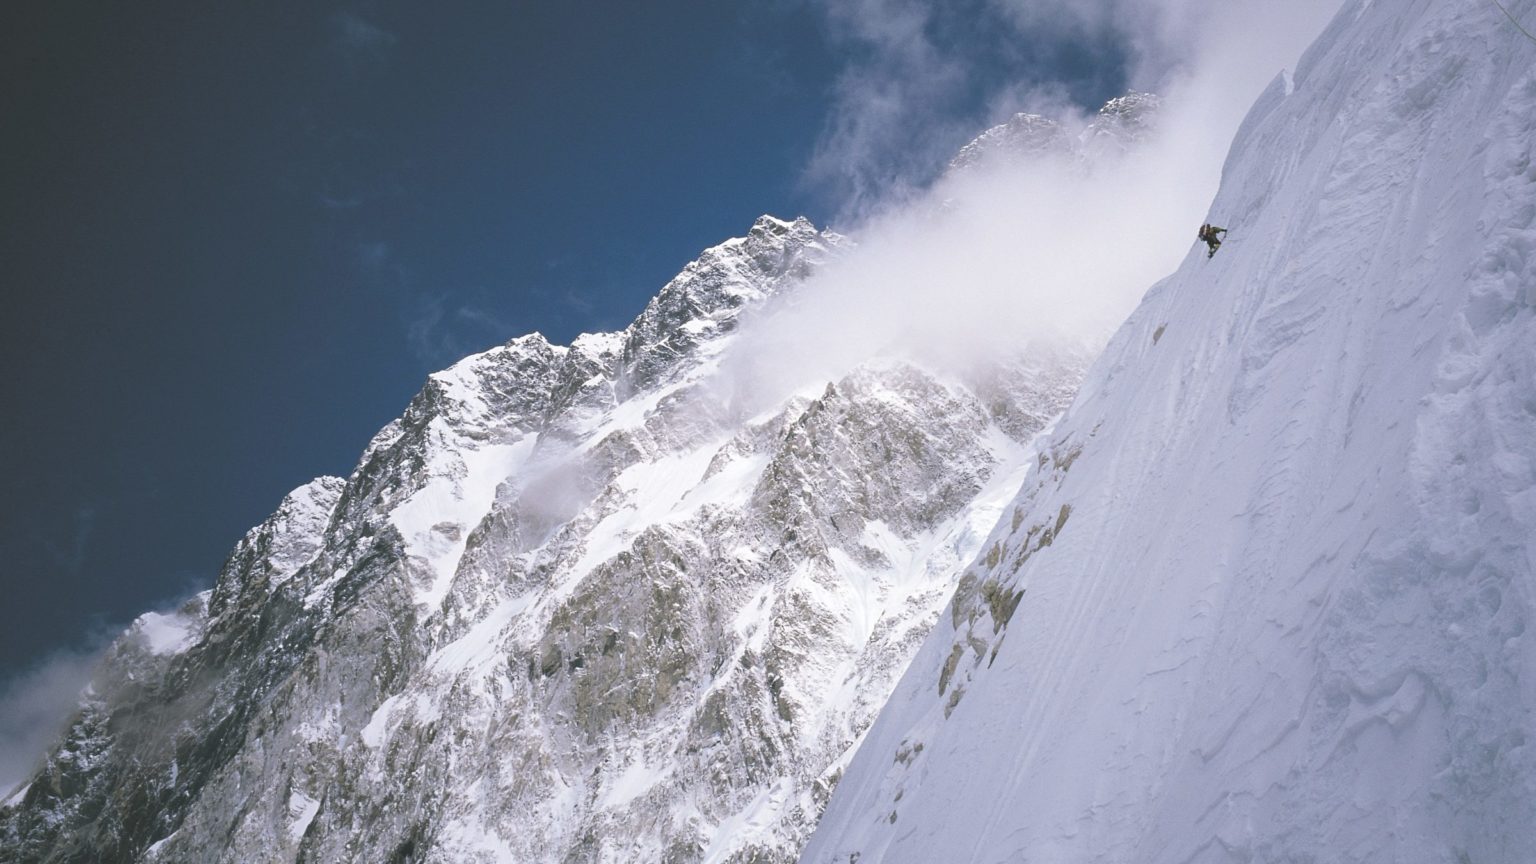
[1198,223,1228,259]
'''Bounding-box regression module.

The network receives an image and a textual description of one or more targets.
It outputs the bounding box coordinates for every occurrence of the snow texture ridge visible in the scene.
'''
[802,0,1536,861]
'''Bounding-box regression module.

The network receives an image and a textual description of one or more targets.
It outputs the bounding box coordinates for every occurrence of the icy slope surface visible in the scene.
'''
[802,0,1536,861]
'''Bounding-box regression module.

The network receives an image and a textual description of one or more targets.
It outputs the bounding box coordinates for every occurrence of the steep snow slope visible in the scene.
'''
[801,0,1536,861]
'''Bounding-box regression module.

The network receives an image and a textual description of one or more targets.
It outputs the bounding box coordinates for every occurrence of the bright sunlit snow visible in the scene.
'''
[803,1,1536,861]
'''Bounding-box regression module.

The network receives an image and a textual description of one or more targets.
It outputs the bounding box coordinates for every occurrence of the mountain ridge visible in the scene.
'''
[1,181,1082,859]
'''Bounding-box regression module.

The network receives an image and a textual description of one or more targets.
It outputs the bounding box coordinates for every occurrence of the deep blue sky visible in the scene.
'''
[0,1,1125,678]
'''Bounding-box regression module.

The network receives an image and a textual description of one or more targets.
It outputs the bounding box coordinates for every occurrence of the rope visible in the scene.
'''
[1492,0,1536,45]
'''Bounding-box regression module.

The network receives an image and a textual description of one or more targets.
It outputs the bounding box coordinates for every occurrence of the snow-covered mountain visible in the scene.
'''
[948,92,1161,173]
[0,201,1084,860]
[803,0,1536,861]
[9,0,1531,857]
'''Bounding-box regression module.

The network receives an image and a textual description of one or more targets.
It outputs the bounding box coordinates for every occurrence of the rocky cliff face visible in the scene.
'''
[1,205,1085,862]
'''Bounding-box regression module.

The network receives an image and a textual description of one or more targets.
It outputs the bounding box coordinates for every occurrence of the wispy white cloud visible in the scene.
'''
[43,505,97,577]
[561,286,595,315]
[319,193,364,211]
[801,0,971,217]
[352,241,505,365]
[0,646,101,796]
[356,239,392,271]
[720,0,1345,412]
[330,11,399,75]
[801,0,1344,222]
[0,578,212,798]
[403,292,518,367]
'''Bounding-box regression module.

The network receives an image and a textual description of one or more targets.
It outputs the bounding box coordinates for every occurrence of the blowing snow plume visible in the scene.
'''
[739,0,1346,410]
[803,0,1346,216]
[803,0,1536,857]
[0,650,98,798]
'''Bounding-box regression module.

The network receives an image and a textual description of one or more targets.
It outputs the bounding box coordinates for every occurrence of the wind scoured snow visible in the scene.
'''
[701,778,797,864]
[599,750,674,811]
[802,1,1536,862]
[285,790,319,843]
[437,808,520,862]
[426,595,534,677]
[390,434,535,609]
[143,832,178,858]
[262,478,345,587]
[565,444,731,582]
[359,694,402,750]
[1,785,27,810]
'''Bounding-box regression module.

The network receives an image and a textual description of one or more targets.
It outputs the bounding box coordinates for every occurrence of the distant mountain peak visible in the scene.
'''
[949,112,1071,171]
[948,91,1164,174]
